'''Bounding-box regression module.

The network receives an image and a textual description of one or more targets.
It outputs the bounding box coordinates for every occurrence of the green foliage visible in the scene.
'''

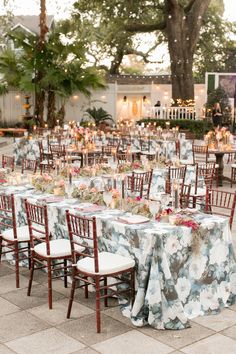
[83,107,114,126]
[0,19,106,126]
[138,118,213,139]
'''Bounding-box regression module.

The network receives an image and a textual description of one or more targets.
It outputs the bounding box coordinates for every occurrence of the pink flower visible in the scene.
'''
[55,179,65,187]
[90,187,98,193]
[43,173,53,182]
[79,184,87,190]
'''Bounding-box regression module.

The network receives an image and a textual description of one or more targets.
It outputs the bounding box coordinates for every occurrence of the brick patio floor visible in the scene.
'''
[0,138,236,354]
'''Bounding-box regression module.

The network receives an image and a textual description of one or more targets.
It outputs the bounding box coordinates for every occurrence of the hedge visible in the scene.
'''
[137,118,213,139]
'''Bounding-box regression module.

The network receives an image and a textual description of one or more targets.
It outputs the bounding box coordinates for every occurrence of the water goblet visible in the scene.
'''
[149,200,161,220]
[103,191,113,207]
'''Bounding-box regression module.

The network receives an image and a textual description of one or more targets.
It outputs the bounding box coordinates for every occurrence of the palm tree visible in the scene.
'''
[0,20,106,128]
[84,107,114,126]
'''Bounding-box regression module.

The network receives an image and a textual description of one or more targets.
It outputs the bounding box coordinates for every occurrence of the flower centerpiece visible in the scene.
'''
[32,173,65,195]
[123,196,152,218]
[72,184,105,205]
[205,127,233,149]
[118,160,144,173]
[156,207,173,222]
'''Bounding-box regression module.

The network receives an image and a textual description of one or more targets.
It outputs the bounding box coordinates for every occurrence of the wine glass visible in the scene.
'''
[103,191,113,207]
[65,182,73,199]
[149,200,161,220]
[161,194,170,209]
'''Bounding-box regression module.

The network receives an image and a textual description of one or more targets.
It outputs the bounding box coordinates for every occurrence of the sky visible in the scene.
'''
[0,0,236,21]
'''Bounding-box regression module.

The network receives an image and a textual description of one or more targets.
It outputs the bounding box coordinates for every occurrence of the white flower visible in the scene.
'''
[184,300,202,319]
[189,254,207,279]
[200,286,219,311]
[176,277,191,302]
[230,273,236,295]
[209,240,228,265]
[165,234,182,255]
[218,281,230,305]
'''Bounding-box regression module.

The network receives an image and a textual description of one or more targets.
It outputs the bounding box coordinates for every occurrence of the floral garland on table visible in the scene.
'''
[60,164,113,178]
[123,197,152,218]
[72,184,121,207]
[156,207,173,221]
[32,173,65,195]
[171,214,205,254]
[118,161,144,173]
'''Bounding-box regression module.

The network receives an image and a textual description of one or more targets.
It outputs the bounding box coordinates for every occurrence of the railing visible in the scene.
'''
[150,106,196,120]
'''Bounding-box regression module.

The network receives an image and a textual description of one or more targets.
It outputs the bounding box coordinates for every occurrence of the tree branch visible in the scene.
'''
[124,21,166,33]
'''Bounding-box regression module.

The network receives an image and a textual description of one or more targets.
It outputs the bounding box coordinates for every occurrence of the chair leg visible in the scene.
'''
[84,276,88,299]
[131,270,135,305]
[67,279,76,319]
[0,236,2,262]
[27,259,35,296]
[95,275,101,333]
[104,277,108,307]
[28,243,31,270]
[14,242,20,288]
[47,259,52,309]
[63,259,67,288]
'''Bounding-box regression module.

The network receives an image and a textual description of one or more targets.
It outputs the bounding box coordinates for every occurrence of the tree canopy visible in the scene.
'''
[72,0,236,101]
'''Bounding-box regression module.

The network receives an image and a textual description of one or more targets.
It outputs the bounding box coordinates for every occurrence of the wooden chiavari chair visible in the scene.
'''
[2,155,15,171]
[205,187,236,229]
[0,194,30,288]
[21,158,38,174]
[25,200,73,309]
[66,211,135,333]
[126,170,153,199]
[165,166,187,194]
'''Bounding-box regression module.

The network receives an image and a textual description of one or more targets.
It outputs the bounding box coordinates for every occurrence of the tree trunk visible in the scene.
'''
[164,0,211,101]
[110,46,125,75]
[47,89,56,128]
[56,104,65,126]
[34,90,45,126]
[34,0,48,126]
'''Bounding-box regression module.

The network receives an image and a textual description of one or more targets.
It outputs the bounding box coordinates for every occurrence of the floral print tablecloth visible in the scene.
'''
[1,184,235,330]
[13,137,191,165]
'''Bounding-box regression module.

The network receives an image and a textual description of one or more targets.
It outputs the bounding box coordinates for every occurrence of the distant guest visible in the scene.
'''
[154,100,161,107]
[212,102,222,127]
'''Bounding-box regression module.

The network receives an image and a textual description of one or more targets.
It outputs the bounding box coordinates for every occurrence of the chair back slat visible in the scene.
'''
[21,158,38,174]
[0,194,17,236]
[205,187,236,229]
[127,170,153,199]
[66,211,99,272]
[25,200,50,254]
[2,155,15,171]
[166,166,186,194]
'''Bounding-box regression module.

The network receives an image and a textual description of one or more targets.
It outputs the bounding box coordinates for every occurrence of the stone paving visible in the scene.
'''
[0,137,236,354]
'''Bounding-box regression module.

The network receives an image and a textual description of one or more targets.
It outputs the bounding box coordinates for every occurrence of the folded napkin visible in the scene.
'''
[75,204,106,213]
[117,215,150,224]
[40,196,64,203]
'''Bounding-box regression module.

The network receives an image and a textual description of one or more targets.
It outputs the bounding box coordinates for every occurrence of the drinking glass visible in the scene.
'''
[161,194,170,209]
[149,200,161,219]
[103,191,113,207]
[65,182,73,199]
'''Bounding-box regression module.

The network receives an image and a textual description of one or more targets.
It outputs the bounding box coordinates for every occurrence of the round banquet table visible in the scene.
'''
[208,147,236,186]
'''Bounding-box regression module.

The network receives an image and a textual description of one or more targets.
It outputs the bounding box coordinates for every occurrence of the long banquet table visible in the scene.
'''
[13,136,193,164]
[1,183,236,330]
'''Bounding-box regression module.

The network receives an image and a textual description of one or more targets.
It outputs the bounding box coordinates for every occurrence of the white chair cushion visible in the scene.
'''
[76,251,135,275]
[208,157,216,162]
[2,225,30,242]
[34,239,75,258]
[190,187,206,197]
[231,164,236,168]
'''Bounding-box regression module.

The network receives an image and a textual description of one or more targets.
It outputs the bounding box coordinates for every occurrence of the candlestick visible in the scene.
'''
[69,168,72,185]
[172,180,179,210]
